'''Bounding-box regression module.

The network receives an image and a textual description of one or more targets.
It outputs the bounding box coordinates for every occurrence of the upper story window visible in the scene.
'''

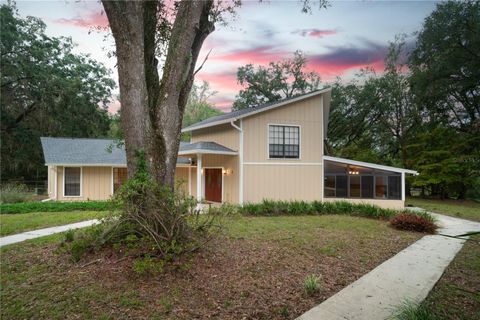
[64,167,81,197]
[268,125,300,159]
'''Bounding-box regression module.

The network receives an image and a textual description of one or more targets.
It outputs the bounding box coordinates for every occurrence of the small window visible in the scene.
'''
[269,125,299,159]
[64,167,81,196]
[113,168,128,192]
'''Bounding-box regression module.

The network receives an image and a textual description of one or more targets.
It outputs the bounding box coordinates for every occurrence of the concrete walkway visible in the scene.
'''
[298,210,480,320]
[0,219,100,248]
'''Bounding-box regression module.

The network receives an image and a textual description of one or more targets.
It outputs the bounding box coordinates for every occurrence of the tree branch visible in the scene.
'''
[194,48,212,76]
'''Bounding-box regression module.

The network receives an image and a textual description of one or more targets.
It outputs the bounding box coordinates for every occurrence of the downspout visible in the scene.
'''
[230,120,244,205]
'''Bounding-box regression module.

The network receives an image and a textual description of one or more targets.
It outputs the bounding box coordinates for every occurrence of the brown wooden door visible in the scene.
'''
[204,168,222,203]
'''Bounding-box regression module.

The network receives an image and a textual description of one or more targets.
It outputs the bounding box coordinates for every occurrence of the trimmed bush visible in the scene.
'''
[0,201,110,214]
[389,213,437,233]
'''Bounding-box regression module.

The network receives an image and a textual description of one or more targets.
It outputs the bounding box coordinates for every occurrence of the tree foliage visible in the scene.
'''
[328,1,480,199]
[0,4,115,180]
[181,81,223,141]
[409,0,480,131]
[233,51,321,110]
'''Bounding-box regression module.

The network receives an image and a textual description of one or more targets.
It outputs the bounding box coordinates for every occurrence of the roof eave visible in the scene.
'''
[323,156,418,175]
[178,149,238,156]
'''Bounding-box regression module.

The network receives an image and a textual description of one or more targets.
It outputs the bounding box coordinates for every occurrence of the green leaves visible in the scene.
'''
[232,51,321,110]
[0,3,115,180]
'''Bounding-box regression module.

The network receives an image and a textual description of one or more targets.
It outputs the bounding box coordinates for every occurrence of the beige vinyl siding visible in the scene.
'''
[56,166,113,201]
[243,95,323,163]
[244,165,323,202]
[323,197,405,210]
[191,123,239,151]
[241,94,324,203]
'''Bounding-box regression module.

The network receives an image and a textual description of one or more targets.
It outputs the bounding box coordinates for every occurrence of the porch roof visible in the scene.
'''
[178,141,237,156]
[324,156,418,175]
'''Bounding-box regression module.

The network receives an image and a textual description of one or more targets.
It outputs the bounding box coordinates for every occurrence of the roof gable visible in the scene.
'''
[182,87,331,133]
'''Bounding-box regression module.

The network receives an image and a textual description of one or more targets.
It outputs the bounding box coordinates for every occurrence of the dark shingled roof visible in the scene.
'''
[41,137,195,165]
[179,141,236,154]
[182,88,330,132]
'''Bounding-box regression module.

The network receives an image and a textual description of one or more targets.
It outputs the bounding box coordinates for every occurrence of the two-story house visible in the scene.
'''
[41,88,417,209]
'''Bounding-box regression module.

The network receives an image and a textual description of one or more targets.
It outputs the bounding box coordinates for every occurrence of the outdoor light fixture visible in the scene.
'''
[222,169,232,175]
[348,171,359,175]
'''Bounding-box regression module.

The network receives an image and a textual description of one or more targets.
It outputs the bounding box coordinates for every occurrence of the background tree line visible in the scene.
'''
[232,1,479,199]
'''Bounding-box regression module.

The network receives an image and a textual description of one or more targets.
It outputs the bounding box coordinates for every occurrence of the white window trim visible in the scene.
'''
[267,123,301,160]
[202,166,224,204]
[63,166,82,198]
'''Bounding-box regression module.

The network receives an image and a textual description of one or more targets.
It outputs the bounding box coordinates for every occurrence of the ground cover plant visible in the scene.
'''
[0,201,110,214]
[0,214,421,320]
[0,211,107,236]
[389,213,437,234]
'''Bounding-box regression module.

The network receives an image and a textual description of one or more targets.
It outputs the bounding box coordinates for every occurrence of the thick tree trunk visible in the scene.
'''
[102,0,214,188]
[102,1,150,178]
[151,0,214,187]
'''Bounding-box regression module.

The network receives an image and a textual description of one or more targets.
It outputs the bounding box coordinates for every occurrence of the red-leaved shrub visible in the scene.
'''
[389,213,437,233]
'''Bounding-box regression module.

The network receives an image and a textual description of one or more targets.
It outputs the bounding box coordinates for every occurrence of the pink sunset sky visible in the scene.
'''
[13,0,439,113]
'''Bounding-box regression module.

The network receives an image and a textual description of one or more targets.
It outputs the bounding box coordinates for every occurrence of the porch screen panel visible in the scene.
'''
[324,176,335,197]
[336,176,348,197]
[375,176,387,199]
[64,167,81,196]
[361,176,374,198]
[388,176,401,199]
[349,176,360,197]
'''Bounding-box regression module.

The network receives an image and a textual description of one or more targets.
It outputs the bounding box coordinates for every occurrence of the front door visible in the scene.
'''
[204,168,222,203]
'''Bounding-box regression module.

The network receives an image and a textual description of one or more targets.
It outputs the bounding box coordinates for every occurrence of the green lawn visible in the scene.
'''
[406,197,480,222]
[0,211,108,236]
[0,215,421,320]
[423,234,480,319]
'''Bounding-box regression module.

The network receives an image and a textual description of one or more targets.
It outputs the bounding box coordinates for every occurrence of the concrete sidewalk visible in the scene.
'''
[298,211,480,320]
[0,219,100,248]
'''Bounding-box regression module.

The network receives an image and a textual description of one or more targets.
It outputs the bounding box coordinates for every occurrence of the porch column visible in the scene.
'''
[196,154,202,202]
[401,172,405,201]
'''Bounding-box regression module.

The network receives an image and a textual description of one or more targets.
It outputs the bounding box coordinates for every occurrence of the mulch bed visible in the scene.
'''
[1,227,421,319]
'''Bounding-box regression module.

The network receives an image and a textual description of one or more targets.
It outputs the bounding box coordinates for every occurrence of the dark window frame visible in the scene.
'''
[268,125,300,159]
[64,167,81,197]
[324,173,401,200]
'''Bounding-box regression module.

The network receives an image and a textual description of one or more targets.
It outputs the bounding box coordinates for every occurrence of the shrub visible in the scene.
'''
[0,183,32,204]
[63,153,222,262]
[303,274,321,296]
[238,199,397,220]
[389,213,437,233]
[0,201,111,214]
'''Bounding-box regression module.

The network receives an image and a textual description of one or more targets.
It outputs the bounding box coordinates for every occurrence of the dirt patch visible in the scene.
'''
[1,217,421,320]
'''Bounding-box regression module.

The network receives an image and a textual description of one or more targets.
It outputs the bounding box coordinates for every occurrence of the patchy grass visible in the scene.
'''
[422,234,480,319]
[406,197,480,222]
[0,211,108,236]
[1,215,421,320]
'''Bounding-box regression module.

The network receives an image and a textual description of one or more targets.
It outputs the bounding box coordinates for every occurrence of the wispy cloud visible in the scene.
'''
[292,28,338,38]
[211,45,287,65]
[54,10,108,29]
[306,40,387,78]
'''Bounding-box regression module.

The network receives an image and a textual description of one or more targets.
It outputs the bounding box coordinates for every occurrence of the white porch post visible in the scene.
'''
[401,172,406,201]
[196,154,202,202]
